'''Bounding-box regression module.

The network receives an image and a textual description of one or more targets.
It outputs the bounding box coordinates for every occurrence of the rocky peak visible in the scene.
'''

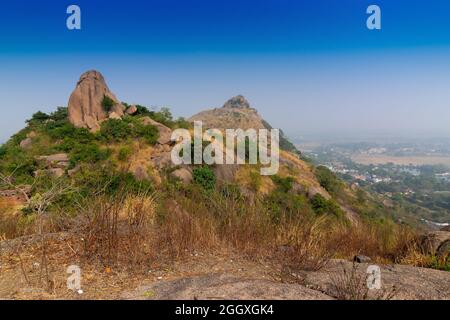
[68,70,124,132]
[222,95,250,109]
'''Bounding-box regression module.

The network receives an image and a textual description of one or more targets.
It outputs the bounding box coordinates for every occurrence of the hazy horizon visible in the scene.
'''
[2,0,450,143]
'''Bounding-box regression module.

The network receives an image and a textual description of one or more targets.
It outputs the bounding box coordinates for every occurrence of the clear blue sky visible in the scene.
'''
[1,0,450,142]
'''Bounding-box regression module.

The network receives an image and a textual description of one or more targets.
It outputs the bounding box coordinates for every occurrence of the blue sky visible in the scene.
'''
[1,0,450,142]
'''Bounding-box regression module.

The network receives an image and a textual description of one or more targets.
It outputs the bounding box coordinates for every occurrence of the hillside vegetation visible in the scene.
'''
[0,72,448,298]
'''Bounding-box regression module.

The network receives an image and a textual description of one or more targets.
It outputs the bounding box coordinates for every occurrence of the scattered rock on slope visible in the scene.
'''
[68,70,125,132]
[19,138,33,150]
[126,105,138,115]
[170,168,192,184]
[419,231,450,257]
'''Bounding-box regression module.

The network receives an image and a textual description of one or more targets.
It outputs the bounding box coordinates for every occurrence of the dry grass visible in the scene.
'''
[330,262,397,300]
[76,192,158,271]
[0,182,429,287]
[151,187,420,272]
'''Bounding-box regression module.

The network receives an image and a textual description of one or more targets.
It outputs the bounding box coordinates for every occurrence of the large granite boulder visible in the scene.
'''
[68,70,125,132]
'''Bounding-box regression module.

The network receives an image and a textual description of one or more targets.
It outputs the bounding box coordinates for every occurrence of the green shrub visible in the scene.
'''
[26,111,50,124]
[75,166,153,196]
[315,166,342,195]
[69,143,110,166]
[265,191,312,223]
[249,170,262,192]
[0,147,36,184]
[118,146,132,161]
[151,107,173,127]
[271,175,295,192]
[99,118,159,145]
[102,95,115,112]
[99,119,132,142]
[310,194,342,217]
[0,145,6,158]
[134,122,159,145]
[49,107,68,122]
[193,166,216,191]
[46,122,94,143]
[134,105,175,128]
[134,104,152,116]
[174,117,191,129]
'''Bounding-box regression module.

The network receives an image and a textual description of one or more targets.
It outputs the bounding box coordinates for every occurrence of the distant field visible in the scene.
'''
[351,154,450,167]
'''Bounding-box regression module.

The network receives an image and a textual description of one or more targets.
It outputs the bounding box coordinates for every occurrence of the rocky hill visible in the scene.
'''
[0,70,448,300]
[189,95,299,153]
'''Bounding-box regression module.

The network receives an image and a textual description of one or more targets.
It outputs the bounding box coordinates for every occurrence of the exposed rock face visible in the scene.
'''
[299,259,450,300]
[19,131,37,149]
[27,131,37,139]
[36,153,69,168]
[222,95,250,109]
[19,138,33,150]
[419,231,450,257]
[126,105,138,115]
[108,112,122,120]
[34,153,69,178]
[68,70,123,132]
[189,95,265,131]
[353,255,371,263]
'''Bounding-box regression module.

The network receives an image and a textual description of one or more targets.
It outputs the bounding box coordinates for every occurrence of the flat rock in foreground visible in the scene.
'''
[300,259,450,300]
[122,273,333,300]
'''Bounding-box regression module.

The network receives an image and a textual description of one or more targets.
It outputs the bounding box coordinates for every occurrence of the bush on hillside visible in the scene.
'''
[26,111,50,124]
[69,143,111,167]
[134,122,158,145]
[310,194,343,217]
[265,191,313,222]
[49,107,69,122]
[102,95,115,112]
[75,166,153,197]
[315,166,342,195]
[271,175,295,192]
[193,166,216,191]
[99,119,133,142]
[99,118,159,145]
[117,146,132,161]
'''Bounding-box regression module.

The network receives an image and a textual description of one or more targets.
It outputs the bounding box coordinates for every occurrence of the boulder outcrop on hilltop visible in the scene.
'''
[68,70,126,132]
[222,95,251,109]
[188,95,266,130]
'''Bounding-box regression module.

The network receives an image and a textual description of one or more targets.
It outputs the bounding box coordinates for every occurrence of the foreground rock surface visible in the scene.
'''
[122,273,333,300]
[299,259,450,300]
[121,258,450,300]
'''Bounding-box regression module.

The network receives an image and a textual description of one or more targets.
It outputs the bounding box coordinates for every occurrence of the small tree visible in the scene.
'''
[102,95,115,112]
